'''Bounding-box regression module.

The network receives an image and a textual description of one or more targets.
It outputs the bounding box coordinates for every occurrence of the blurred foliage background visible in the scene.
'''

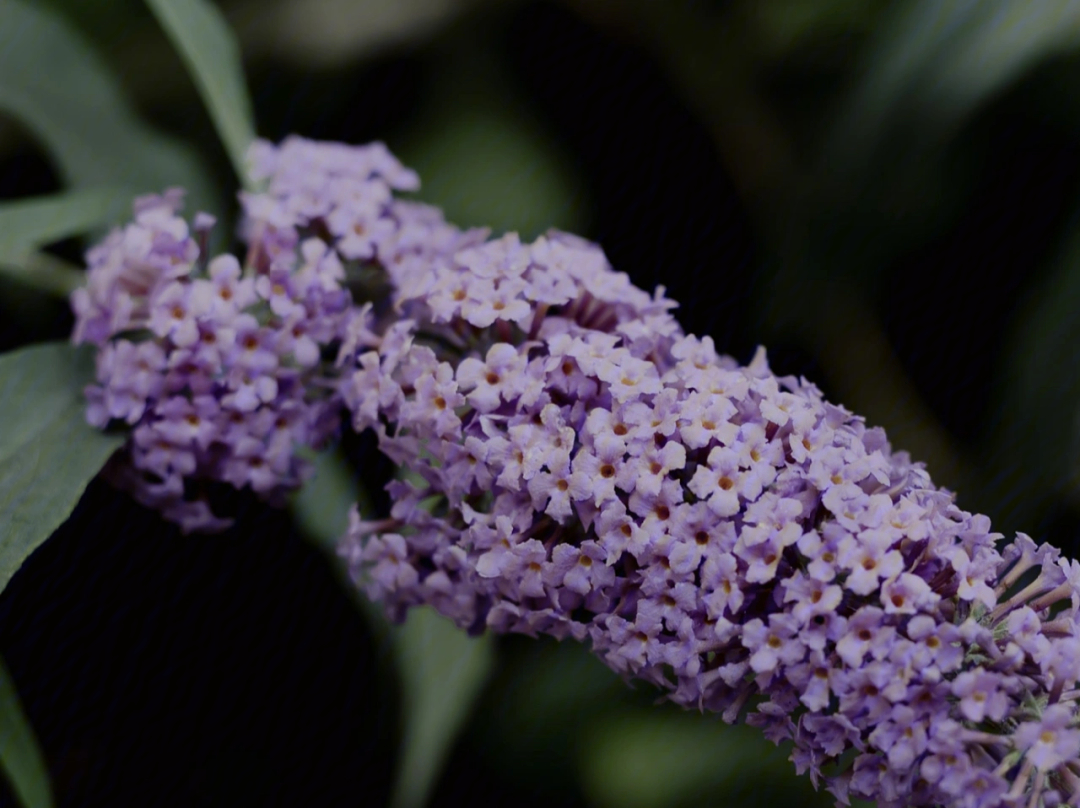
[5,0,1080,805]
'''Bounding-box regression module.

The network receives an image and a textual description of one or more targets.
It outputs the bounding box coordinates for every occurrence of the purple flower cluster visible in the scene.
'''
[240,135,485,283]
[338,228,1080,807]
[70,132,1080,805]
[71,137,472,531]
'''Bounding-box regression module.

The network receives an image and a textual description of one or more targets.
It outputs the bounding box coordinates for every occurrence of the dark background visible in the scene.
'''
[3,1,1080,805]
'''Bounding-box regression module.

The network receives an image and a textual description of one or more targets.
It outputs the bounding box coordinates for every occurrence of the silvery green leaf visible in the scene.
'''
[144,0,257,186]
[0,188,131,257]
[0,0,218,215]
[289,446,371,553]
[389,607,493,808]
[0,654,53,808]
[0,342,122,594]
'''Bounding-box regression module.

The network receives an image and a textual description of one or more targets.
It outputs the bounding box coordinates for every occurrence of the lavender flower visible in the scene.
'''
[240,135,486,278]
[71,138,477,531]
[339,226,1080,808]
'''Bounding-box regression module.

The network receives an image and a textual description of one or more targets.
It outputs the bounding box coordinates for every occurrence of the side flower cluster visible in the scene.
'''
[339,228,1080,808]
[71,136,473,531]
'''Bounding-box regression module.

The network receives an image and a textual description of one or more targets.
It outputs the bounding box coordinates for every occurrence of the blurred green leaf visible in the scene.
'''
[580,709,828,808]
[0,188,130,257]
[0,342,122,594]
[289,445,383,627]
[990,201,1080,531]
[0,653,53,808]
[800,0,1080,284]
[401,106,587,240]
[289,446,370,553]
[144,0,257,186]
[0,0,218,215]
[0,252,84,297]
[289,447,493,808]
[494,639,622,735]
[751,0,885,58]
[467,637,628,799]
[0,188,131,296]
[826,0,1080,176]
[390,608,493,808]
[398,34,588,240]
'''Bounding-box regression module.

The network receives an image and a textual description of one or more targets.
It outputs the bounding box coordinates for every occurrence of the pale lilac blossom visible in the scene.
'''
[73,138,442,530]
[337,217,1080,807]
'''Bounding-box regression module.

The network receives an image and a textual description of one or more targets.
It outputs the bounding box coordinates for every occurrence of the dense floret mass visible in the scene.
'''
[71,137,479,531]
[339,227,1080,808]
[72,135,1080,807]
[70,188,351,530]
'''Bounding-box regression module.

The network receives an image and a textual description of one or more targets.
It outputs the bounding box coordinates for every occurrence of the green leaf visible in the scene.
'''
[0,342,122,594]
[0,189,133,296]
[988,198,1080,532]
[401,107,587,241]
[0,252,84,297]
[0,0,218,216]
[795,0,1080,287]
[0,188,131,257]
[826,0,1080,176]
[467,638,627,794]
[579,710,829,808]
[144,0,257,187]
[289,448,493,808]
[0,654,53,808]
[390,608,493,808]
[753,0,887,58]
[398,34,588,241]
[288,446,371,553]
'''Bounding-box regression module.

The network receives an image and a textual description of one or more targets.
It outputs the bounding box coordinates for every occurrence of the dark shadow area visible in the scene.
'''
[0,478,398,807]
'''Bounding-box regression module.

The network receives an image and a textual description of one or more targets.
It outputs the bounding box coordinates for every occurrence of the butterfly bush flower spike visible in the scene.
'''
[339,226,1080,808]
[71,137,475,531]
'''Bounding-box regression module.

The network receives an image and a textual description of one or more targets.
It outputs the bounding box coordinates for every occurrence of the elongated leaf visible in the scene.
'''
[144,0,257,186]
[401,106,587,241]
[289,446,385,633]
[0,342,122,594]
[0,188,131,257]
[289,448,493,808]
[289,446,371,553]
[826,0,1080,174]
[0,252,84,297]
[0,189,132,296]
[798,0,1080,283]
[0,0,218,215]
[0,654,53,808]
[989,199,1080,532]
[390,608,492,808]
